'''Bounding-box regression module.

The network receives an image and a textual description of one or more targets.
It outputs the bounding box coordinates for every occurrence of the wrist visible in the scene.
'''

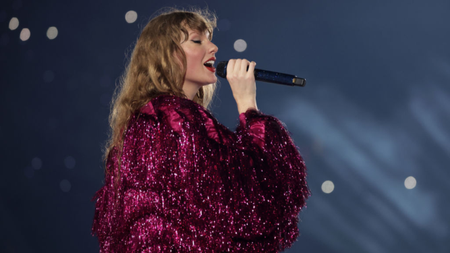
[237,100,258,114]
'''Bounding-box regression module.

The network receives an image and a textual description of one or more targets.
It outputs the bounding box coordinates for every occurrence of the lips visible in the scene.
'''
[203,57,216,72]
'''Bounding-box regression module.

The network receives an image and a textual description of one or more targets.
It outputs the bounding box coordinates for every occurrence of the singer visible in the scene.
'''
[92,8,309,253]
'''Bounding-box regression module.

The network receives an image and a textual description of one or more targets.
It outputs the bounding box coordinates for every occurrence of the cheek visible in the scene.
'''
[185,51,201,72]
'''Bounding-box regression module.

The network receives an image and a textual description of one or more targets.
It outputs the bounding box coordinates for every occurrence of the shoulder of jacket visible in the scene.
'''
[140,94,202,116]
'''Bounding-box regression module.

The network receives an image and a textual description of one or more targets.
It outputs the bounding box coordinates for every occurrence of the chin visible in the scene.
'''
[203,79,217,86]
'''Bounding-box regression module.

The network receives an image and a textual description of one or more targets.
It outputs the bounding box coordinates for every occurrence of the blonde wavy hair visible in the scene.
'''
[105,8,217,177]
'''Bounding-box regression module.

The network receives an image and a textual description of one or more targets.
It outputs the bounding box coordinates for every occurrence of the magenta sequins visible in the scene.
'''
[92,95,309,252]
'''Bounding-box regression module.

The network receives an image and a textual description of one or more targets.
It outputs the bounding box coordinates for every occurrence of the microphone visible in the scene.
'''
[216,61,306,87]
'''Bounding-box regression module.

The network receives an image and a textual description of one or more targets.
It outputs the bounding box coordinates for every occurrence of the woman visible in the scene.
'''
[92,8,309,253]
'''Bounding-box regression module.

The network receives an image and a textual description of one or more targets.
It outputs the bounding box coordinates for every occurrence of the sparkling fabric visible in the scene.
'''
[92,94,309,252]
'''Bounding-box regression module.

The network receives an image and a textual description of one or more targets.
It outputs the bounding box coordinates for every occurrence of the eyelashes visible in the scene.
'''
[191,39,212,44]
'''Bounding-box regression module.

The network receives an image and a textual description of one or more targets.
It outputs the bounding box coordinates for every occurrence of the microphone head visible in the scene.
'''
[215,61,228,78]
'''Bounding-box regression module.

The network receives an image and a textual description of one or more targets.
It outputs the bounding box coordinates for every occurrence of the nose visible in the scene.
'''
[209,41,218,54]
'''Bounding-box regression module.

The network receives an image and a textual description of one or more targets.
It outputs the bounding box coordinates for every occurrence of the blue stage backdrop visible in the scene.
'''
[1,0,449,252]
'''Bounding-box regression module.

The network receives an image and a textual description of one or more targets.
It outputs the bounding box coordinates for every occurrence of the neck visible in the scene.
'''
[182,83,201,100]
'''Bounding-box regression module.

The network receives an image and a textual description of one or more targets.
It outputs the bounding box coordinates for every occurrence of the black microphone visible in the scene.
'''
[216,61,306,87]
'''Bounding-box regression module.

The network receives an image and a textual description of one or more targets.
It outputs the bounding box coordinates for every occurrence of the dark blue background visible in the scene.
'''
[1,0,449,252]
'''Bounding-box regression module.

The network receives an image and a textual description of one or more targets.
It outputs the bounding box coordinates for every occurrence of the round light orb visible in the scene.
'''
[321,180,335,194]
[20,28,30,41]
[47,26,58,40]
[234,39,247,52]
[60,179,72,192]
[64,156,76,169]
[9,17,19,30]
[31,157,42,170]
[404,176,417,189]
[125,10,138,24]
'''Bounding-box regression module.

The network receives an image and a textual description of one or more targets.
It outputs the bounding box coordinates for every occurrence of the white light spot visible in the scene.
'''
[20,28,30,41]
[233,39,247,52]
[125,10,138,24]
[404,176,417,189]
[9,17,19,30]
[46,26,58,40]
[31,157,42,170]
[321,180,334,194]
[64,156,76,169]
[60,179,71,192]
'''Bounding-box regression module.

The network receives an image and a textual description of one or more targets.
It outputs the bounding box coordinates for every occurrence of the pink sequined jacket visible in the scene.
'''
[92,95,309,252]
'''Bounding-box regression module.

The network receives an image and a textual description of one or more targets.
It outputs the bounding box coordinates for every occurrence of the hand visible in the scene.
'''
[226,59,258,114]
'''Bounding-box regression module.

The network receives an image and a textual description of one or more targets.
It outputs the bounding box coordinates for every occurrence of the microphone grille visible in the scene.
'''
[216,61,228,78]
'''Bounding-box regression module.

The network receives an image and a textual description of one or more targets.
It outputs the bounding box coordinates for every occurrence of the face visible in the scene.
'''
[180,28,218,91]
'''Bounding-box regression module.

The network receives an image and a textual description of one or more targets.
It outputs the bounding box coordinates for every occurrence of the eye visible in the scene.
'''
[192,40,201,44]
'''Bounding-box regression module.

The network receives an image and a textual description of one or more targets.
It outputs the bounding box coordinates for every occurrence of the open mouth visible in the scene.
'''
[203,58,216,72]
[204,61,214,67]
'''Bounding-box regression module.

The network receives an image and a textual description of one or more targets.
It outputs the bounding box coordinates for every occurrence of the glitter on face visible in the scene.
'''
[92,95,309,252]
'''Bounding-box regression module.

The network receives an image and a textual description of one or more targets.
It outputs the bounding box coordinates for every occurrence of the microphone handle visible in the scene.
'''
[254,69,306,87]
[216,61,305,87]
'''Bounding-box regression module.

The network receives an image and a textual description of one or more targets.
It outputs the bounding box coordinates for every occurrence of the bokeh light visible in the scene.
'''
[2,2,450,253]
[9,17,19,30]
[46,26,58,40]
[404,176,417,189]
[233,39,247,52]
[125,10,138,23]
[60,179,71,192]
[31,157,42,170]
[321,180,335,194]
[64,156,76,169]
[20,28,30,41]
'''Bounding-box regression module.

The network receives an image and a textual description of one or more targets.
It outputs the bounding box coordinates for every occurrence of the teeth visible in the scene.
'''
[204,60,214,65]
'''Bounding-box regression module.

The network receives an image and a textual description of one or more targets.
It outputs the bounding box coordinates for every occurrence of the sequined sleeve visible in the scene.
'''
[92,95,309,252]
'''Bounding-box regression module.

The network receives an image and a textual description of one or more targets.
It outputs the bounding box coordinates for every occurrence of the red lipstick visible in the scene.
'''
[203,57,216,72]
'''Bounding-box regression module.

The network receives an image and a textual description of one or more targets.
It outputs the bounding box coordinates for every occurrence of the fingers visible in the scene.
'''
[226,59,235,78]
[225,59,258,114]
[236,59,249,76]
[226,59,256,78]
[247,61,256,74]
